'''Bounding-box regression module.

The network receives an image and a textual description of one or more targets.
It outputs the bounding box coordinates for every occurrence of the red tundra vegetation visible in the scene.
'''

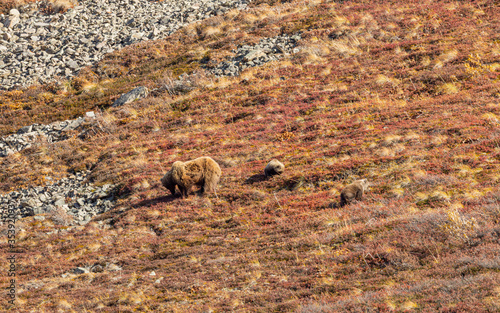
[1,0,500,311]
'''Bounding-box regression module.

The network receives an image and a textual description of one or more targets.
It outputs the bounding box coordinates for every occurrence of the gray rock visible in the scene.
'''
[113,86,148,107]
[51,124,63,131]
[67,60,79,69]
[21,199,37,208]
[1,32,12,41]
[34,22,50,27]
[129,32,145,41]
[243,49,266,62]
[155,277,164,284]
[3,16,20,29]
[64,118,83,130]
[54,198,66,207]
[10,9,21,17]
[106,263,122,272]
[72,267,89,274]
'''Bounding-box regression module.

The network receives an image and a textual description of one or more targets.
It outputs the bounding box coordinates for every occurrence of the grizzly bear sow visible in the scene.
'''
[161,157,221,198]
[340,179,370,207]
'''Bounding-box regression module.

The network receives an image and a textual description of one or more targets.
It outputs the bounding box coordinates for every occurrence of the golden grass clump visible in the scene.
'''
[482,112,500,124]
[375,74,400,86]
[436,82,460,94]
[433,49,458,69]
[241,12,259,24]
[202,26,222,37]
[328,37,360,56]
[430,190,450,202]
[440,205,477,242]
[384,134,402,145]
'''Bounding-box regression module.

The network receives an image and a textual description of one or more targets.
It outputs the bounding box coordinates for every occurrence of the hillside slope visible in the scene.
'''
[1,0,500,311]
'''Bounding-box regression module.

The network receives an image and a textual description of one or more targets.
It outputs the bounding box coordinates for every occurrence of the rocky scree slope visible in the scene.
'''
[0,0,249,89]
[0,171,115,225]
[150,33,302,94]
[0,111,98,157]
[205,33,301,76]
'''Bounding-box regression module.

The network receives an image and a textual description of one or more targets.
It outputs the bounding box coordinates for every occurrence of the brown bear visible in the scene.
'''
[264,159,285,177]
[340,179,370,207]
[161,157,221,198]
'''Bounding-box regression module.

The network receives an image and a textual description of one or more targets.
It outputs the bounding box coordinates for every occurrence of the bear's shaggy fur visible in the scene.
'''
[264,159,285,177]
[340,179,370,206]
[161,157,221,198]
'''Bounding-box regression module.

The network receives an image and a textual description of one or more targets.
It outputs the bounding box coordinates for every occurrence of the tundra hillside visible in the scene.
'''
[1,0,500,311]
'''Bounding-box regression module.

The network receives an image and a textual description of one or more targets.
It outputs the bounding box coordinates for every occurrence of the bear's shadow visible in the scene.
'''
[245,174,267,184]
[133,195,177,208]
[329,201,340,209]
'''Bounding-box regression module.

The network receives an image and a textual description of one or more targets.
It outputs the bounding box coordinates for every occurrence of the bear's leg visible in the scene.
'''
[203,179,219,199]
[204,174,219,194]
[178,185,187,198]
[169,185,176,196]
[340,194,346,207]
[199,179,206,195]
[355,189,363,201]
[184,183,194,198]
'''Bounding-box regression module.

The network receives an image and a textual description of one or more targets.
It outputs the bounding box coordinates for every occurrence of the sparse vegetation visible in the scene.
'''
[1,0,500,311]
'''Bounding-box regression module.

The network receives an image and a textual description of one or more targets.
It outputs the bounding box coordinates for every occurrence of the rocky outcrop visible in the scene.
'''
[205,34,301,77]
[3,9,20,29]
[0,0,249,89]
[113,86,148,107]
[0,112,97,157]
[0,171,115,225]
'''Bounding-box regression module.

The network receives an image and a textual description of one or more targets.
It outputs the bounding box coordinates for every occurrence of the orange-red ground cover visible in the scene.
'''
[1,0,500,311]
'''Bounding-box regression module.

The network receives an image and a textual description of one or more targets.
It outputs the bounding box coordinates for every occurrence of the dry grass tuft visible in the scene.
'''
[437,82,460,95]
